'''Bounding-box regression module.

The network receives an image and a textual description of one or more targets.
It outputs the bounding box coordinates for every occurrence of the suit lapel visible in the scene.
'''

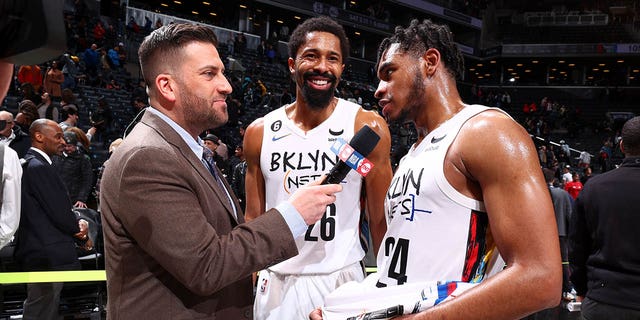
[139,112,240,224]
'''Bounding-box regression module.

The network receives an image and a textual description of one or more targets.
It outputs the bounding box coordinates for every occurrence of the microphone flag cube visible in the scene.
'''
[330,138,375,177]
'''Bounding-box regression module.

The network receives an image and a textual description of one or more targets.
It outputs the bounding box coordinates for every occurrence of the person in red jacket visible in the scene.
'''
[564,172,583,200]
[17,65,43,92]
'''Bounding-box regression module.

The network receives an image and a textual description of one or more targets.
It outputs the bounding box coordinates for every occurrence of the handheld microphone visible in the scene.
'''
[322,125,380,185]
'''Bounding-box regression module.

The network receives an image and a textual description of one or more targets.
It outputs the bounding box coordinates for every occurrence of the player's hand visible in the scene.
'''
[309,308,323,320]
[289,176,341,225]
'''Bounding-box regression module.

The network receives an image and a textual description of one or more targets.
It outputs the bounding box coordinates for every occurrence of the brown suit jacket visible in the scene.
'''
[100,111,298,319]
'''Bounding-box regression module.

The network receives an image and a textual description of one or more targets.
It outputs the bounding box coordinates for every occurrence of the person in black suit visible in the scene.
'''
[0,110,31,159]
[15,119,89,320]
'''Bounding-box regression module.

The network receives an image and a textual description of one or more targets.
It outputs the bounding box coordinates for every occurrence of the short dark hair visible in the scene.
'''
[61,88,75,104]
[288,16,349,61]
[61,105,78,119]
[377,19,464,80]
[621,116,640,156]
[138,23,218,92]
[542,168,556,183]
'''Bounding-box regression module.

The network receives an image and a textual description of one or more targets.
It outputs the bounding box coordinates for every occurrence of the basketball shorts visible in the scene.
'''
[253,262,365,320]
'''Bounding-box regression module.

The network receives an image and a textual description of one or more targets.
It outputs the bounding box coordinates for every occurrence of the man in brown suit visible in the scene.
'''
[99,23,341,319]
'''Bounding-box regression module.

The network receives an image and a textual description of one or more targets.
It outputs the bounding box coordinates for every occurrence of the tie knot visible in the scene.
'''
[202,147,215,162]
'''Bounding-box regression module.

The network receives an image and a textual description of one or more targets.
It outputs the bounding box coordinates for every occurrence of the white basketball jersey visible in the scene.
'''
[260,99,365,274]
[376,105,506,287]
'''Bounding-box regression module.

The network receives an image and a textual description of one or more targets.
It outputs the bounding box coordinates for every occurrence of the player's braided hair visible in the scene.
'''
[377,19,464,80]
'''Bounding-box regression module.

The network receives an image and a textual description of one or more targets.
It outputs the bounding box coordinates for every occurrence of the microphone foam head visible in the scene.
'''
[349,125,380,157]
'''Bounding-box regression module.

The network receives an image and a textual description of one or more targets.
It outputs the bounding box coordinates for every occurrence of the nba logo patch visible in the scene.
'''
[260,278,269,293]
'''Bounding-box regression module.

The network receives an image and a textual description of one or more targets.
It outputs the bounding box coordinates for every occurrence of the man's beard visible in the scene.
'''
[181,87,226,130]
[300,71,337,110]
[387,70,424,125]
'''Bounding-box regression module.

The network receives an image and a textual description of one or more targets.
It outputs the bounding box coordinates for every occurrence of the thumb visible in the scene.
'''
[306,175,327,186]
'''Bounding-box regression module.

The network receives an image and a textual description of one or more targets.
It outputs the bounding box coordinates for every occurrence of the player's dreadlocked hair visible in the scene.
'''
[377,19,464,80]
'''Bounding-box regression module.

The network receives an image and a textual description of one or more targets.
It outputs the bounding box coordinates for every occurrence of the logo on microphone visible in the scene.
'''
[330,138,375,177]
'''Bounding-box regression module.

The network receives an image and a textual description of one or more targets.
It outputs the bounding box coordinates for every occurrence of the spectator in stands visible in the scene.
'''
[543,168,574,302]
[230,146,247,212]
[61,53,79,90]
[17,65,43,92]
[60,88,78,111]
[538,145,548,167]
[227,145,243,179]
[154,18,163,30]
[99,48,113,78]
[581,166,593,185]
[257,38,266,56]
[564,172,583,200]
[107,45,121,69]
[202,133,228,177]
[129,96,147,117]
[15,100,39,134]
[66,126,93,154]
[93,21,106,45]
[561,165,573,185]
[105,23,117,48]
[90,97,113,143]
[556,143,570,168]
[235,32,246,55]
[132,79,147,101]
[53,131,93,209]
[280,87,292,105]
[279,24,289,41]
[94,138,123,203]
[598,139,612,172]
[106,79,121,90]
[59,104,79,132]
[226,33,234,56]
[83,44,100,78]
[559,139,571,158]
[398,121,414,153]
[570,116,640,319]
[43,61,64,100]
[141,17,151,33]
[268,31,278,48]
[546,144,558,168]
[37,92,59,122]
[19,82,41,105]
[266,44,276,63]
[216,137,230,161]
[0,110,30,158]
[126,17,140,33]
[117,42,127,67]
[578,150,591,168]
